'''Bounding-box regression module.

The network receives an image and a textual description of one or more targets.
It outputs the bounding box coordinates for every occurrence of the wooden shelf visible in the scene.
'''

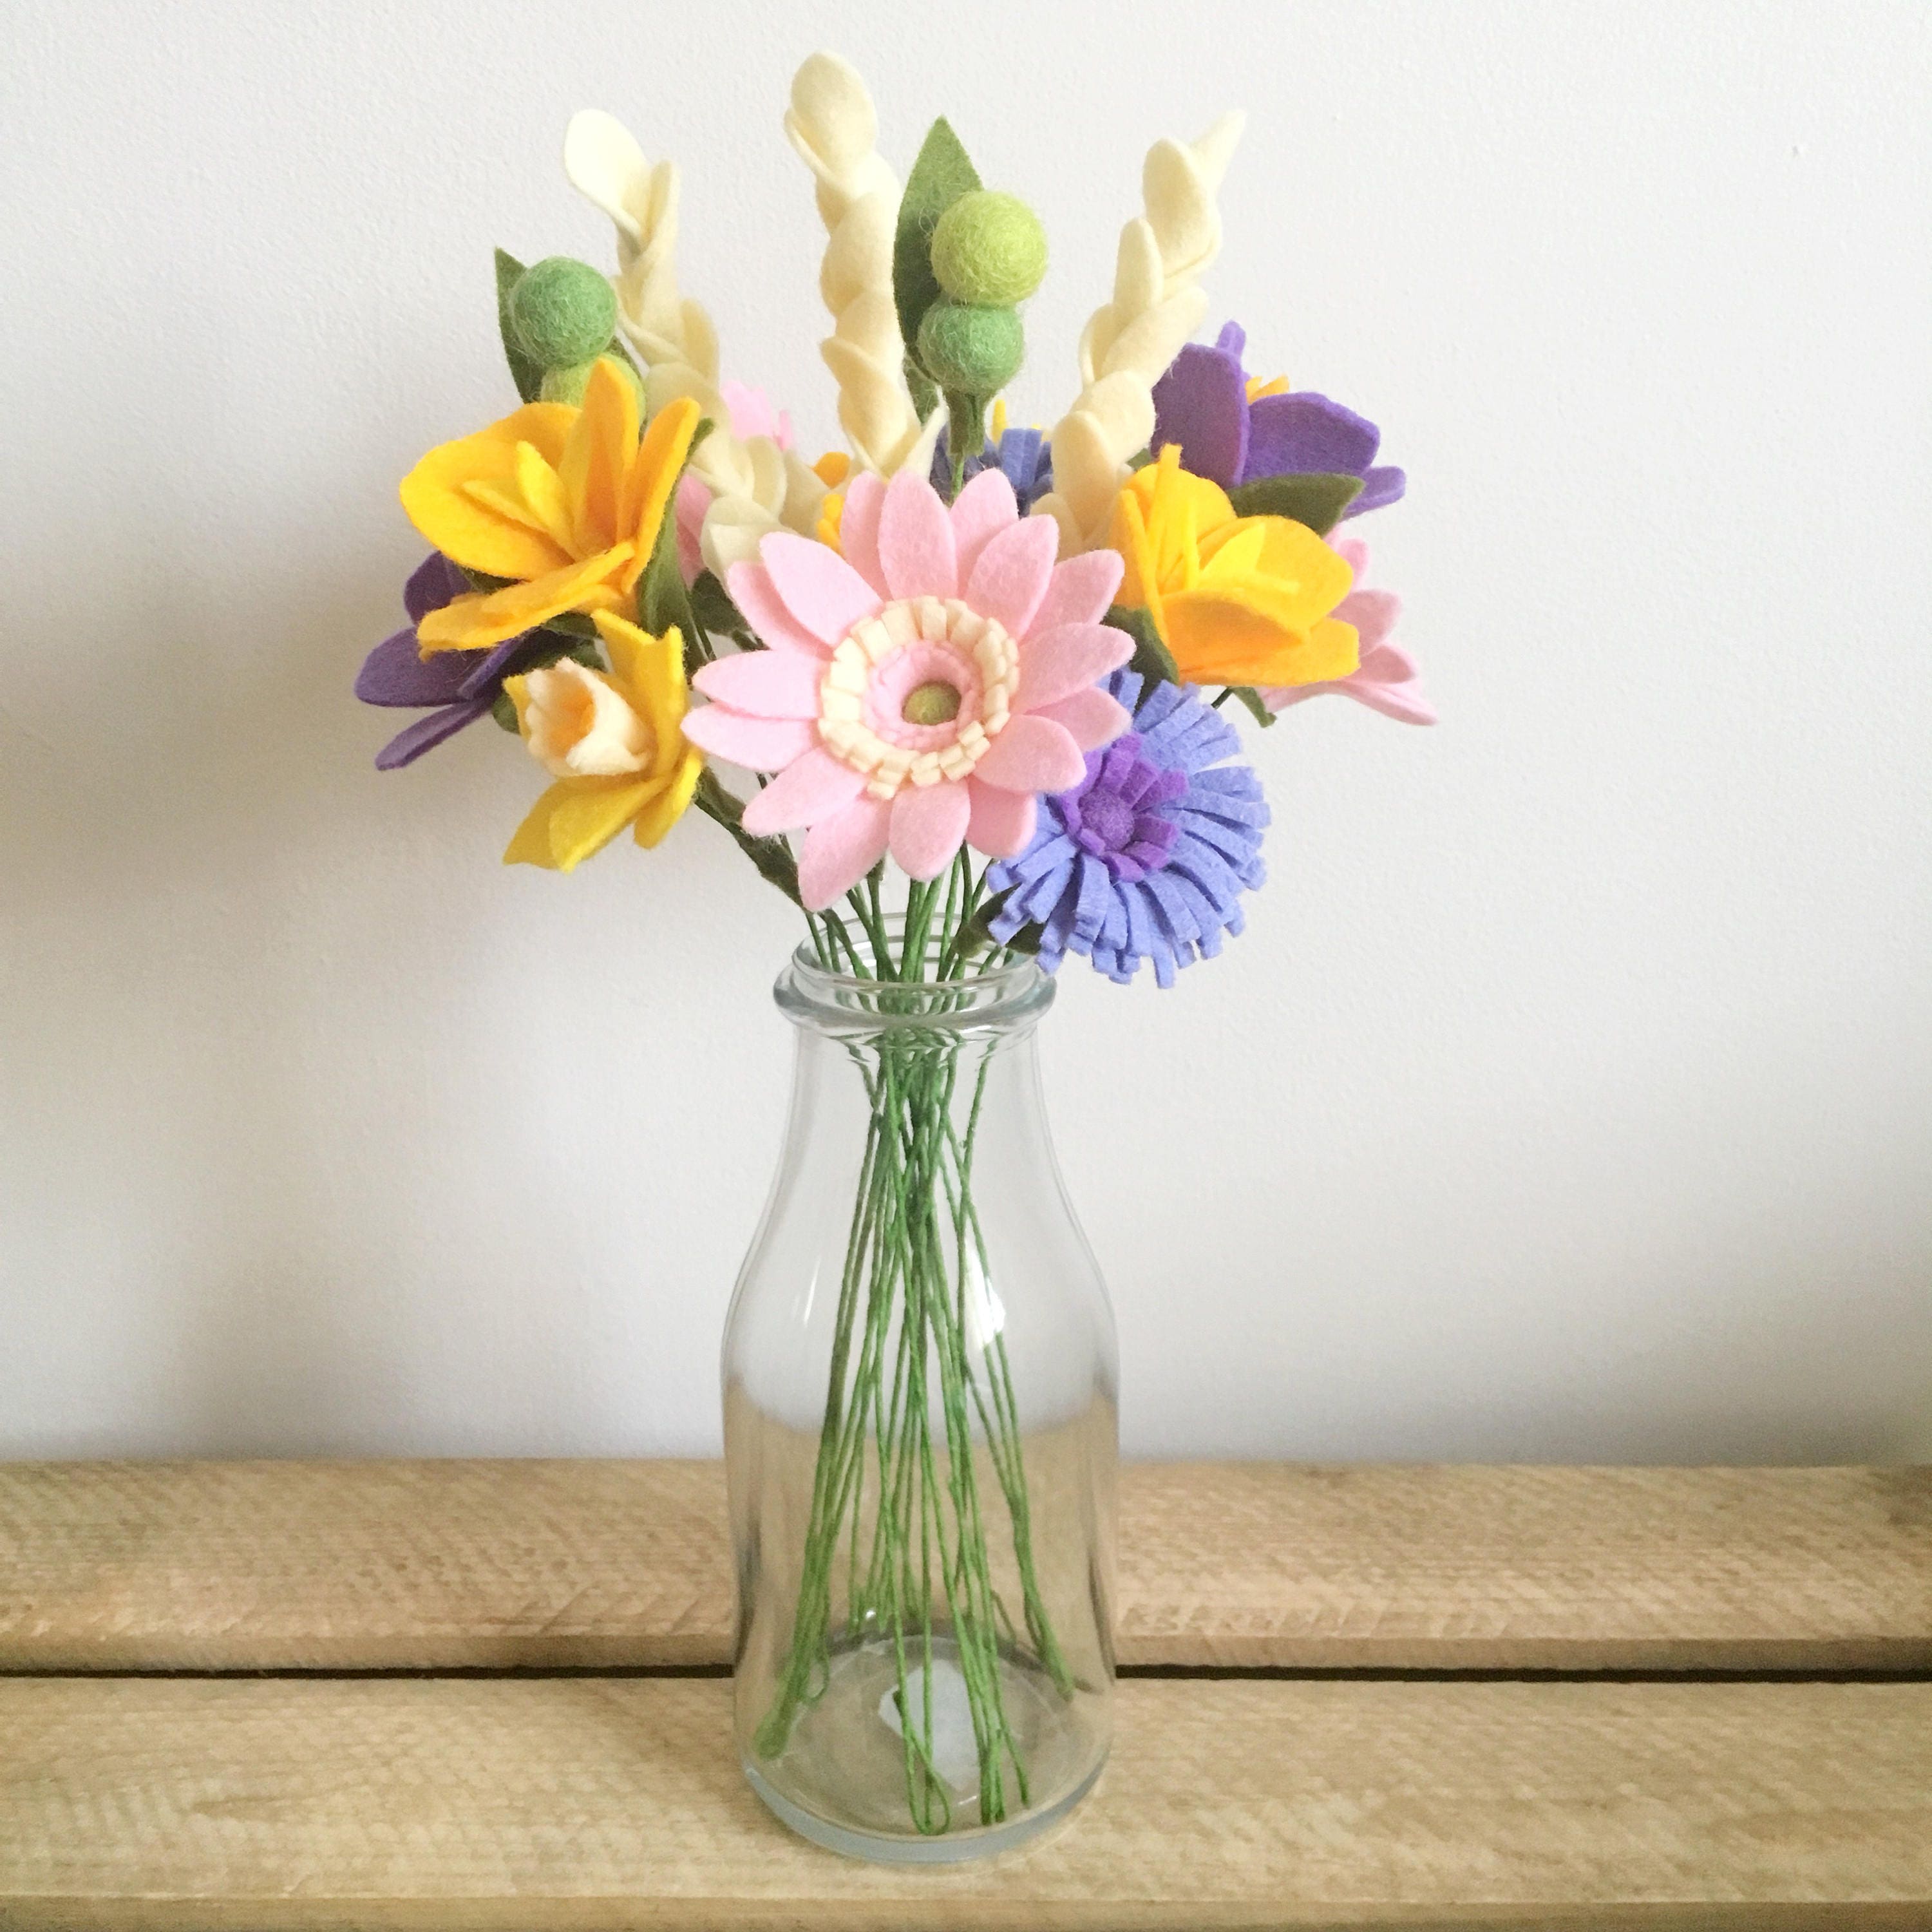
[2,1461,1928,1927]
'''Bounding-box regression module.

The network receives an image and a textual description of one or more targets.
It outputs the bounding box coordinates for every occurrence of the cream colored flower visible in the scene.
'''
[1033,113,1245,556]
[516,659,654,779]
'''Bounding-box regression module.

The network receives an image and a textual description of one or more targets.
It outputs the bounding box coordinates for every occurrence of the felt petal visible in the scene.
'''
[679,707,817,773]
[623,395,703,564]
[374,698,493,770]
[1150,341,1248,490]
[949,468,1019,582]
[739,745,869,834]
[1242,392,1379,484]
[693,649,823,719]
[1028,550,1124,637]
[965,779,1037,859]
[889,780,971,880]
[1016,621,1135,712]
[760,533,883,645]
[1331,535,1371,581]
[561,358,641,556]
[455,630,544,702]
[973,714,1086,795]
[504,775,657,873]
[356,627,472,706]
[632,748,704,847]
[726,561,833,658]
[399,404,578,580]
[965,515,1059,640]
[799,795,893,911]
[1345,465,1406,516]
[1033,687,1130,752]
[877,468,958,600]
[404,553,467,624]
[416,553,629,652]
[1334,586,1401,652]
[837,471,888,594]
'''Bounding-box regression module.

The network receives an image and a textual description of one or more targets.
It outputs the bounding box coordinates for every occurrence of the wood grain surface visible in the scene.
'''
[2,1459,1927,1672]
[3,1674,1928,1929]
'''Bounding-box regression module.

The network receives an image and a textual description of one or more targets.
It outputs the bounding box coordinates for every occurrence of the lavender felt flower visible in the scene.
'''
[1150,321,1405,518]
[354,554,545,770]
[987,670,1269,987]
[929,425,1053,510]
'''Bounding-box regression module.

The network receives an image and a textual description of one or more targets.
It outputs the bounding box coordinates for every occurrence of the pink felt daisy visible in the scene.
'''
[683,468,1135,910]
[1262,537,1435,726]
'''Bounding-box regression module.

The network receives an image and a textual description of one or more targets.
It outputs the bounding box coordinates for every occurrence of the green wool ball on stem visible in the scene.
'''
[930,191,1048,308]
[510,258,619,369]
[540,353,644,410]
[916,301,1024,397]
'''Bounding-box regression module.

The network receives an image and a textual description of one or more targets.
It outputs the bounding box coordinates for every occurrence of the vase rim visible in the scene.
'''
[775,928,1054,1034]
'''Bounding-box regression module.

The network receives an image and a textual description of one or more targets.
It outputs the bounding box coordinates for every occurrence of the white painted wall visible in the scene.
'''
[3,0,1927,1462]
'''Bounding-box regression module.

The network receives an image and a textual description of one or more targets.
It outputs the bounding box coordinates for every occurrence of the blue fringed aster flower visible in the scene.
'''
[987,670,1269,987]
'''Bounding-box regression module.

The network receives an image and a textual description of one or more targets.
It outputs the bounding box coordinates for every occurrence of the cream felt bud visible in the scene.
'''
[517,660,654,779]
[784,52,931,477]
[1035,111,1245,555]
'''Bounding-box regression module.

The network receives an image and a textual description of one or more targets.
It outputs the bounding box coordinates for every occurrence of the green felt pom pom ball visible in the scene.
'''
[540,353,643,409]
[916,301,1024,396]
[510,257,618,369]
[930,192,1048,308]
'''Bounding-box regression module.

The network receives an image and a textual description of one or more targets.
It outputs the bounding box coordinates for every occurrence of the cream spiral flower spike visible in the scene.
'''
[1033,112,1245,556]
[562,109,824,576]
[784,53,936,479]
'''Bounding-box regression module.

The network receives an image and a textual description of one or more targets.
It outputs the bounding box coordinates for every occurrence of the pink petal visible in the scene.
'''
[1336,585,1401,652]
[877,468,958,600]
[972,714,1086,795]
[838,471,888,597]
[949,468,1018,582]
[692,650,824,719]
[965,515,1059,639]
[965,779,1037,858]
[1034,687,1130,752]
[799,795,893,910]
[727,562,832,658]
[1332,535,1370,582]
[675,472,710,584]
[740,745,870,835]
[760,532,882,645]
[1015,621,1134,712]
[888,781,971,880]
[681,708,817,773]
[1027,549,1124,637]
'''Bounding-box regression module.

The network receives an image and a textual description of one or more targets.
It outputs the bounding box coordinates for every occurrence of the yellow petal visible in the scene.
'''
[504,775,659,872]
[1211,515,1354,622]
[632,746,703,848]
[417,551,632,652]
[558,359,639,558]
[1163,592,1359,687]
[399,404,578,579]
[618,395,702,592]
[592,611,687,747]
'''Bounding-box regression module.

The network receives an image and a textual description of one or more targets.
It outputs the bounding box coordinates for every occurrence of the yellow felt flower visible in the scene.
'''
[500,611,703,872]
[1110,444,1360,689]
[400,361,701,654]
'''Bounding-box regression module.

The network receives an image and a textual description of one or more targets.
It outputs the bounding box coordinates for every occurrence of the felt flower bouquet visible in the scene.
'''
[355,52,1428,1855]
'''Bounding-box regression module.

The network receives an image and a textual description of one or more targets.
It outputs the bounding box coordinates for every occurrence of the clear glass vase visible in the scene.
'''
[723,938,1117,1862]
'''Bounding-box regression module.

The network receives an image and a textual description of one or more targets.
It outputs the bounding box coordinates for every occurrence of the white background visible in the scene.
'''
[2,1,1927,1462]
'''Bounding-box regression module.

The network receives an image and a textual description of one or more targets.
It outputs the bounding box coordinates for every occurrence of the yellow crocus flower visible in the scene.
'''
[1110,444,1361,690]
[400,360,701,653]
[500,611,703,872]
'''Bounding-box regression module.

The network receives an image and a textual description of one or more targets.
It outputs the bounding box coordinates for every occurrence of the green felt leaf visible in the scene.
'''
[1226,471,1362,536]
[1106,603,1179,690]
[894,118,981,384]
[1221,685,1277,729]
[903,355,939,422]
[460,564,516,595]
[494,248,545,404]
[492,690,520,733]
[689,569,746,641]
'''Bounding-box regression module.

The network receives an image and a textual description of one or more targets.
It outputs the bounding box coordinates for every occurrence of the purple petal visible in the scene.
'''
[1213,319,1247,364]
[355,627,474,706]
[457,630,545,701]
[1241,392,1380,485]
[375,697,495,770]
[1343,465,1407,516]
[404,553,469,625]
[1150,342,1248,491]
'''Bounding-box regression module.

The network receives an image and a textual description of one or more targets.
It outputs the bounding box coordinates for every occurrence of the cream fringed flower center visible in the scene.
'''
[818,596,1020,800]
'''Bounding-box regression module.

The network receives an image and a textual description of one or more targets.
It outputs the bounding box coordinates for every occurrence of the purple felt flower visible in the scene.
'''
[354,554,543,770]
[930,425,1053,510]
[987,670,1269,988]
[1150,321,1405,518]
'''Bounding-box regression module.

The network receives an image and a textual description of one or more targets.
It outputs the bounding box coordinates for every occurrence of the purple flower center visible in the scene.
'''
[1061,734,1188,884]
